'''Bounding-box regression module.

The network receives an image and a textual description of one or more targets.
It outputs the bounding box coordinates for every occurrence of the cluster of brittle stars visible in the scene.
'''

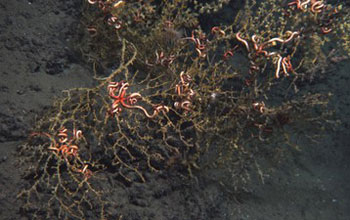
[182,27,237,59]
[287,0,340,34]
[235,31,299,79]
[107,69,199,117]
[174,71,196,113]
[288,0,325,14]
[87,0,126,36]
[177,1,339,79]
[30,76,195,182]
[107,81,169,119]
[144,21,178,67]
[87,0,156,36]
[180,27,298,79]
[30,127,93,180]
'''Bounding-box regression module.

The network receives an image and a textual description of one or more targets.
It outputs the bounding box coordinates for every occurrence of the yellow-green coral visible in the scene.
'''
[17,0,346,219]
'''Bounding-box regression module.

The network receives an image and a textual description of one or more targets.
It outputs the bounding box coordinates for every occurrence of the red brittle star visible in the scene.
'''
[145,50,176,67]
[108,81,169,118]
[182,31,207,58]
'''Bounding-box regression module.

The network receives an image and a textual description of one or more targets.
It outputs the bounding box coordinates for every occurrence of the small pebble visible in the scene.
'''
[0,156,8,163]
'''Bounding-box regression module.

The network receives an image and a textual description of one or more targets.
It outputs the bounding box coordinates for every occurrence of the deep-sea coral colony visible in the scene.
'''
[25,0,344,185]
[41,0,342,182]
[18,0,350,219]
[85,0,337,83]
